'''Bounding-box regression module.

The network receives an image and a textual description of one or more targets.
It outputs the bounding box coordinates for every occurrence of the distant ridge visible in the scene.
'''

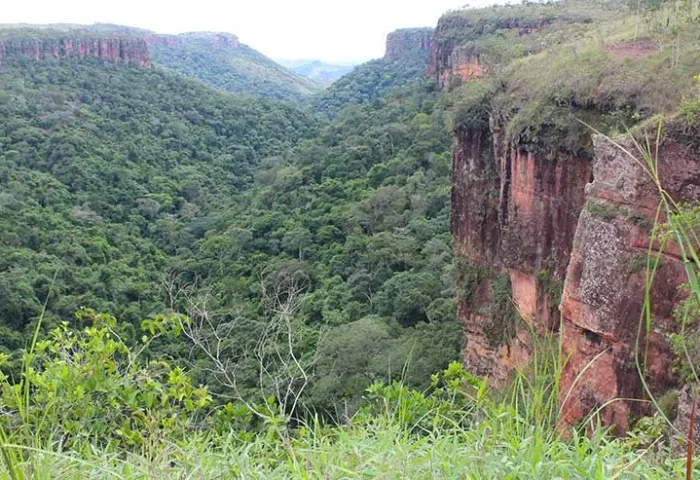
[0,23,322,100]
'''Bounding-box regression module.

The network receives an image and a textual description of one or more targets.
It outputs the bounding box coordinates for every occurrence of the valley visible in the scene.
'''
[1,0,700,476]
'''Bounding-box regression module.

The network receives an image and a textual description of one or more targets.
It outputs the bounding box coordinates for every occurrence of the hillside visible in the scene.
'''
[148,33,323,100]
[0,24,323,101]
[314,28,434,117]
[278,59,355,87]
[0,56,318,348]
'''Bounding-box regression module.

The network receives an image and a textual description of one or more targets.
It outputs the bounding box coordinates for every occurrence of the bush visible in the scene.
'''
[0,310,211,450]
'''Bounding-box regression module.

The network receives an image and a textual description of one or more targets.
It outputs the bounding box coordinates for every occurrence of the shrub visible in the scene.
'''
[0,309,211,451]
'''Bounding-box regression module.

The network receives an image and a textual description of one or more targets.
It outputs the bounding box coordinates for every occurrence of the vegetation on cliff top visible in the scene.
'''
[448,0,700,156]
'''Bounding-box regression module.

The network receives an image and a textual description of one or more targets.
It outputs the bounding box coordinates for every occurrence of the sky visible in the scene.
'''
[2,0,497,63]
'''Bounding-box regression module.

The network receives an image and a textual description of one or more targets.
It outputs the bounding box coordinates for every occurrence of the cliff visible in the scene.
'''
[0,35,151,67]
[429,12,552,89]
[446,1,700,434]
[0,29,242,68]
[453,110,699,436]
[384,28,433,62]
[559,130,700,433]
[452,118,592,381]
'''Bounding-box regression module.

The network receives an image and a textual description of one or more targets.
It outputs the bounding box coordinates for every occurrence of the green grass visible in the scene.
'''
[0,384,696,478]
[0,317,696,479]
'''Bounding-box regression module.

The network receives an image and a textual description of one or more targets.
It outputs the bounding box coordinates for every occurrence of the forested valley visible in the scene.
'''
[0,44,460,417]
[2,1,700,477]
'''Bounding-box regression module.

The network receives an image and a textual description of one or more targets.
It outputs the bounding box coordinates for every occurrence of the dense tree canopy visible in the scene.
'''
[0,53,460,414]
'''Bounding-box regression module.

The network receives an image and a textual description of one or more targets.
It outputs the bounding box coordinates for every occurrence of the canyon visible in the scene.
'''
[1,6,698,436]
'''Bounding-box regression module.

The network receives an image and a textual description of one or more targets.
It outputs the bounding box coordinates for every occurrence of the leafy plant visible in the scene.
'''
[0,310,211,454]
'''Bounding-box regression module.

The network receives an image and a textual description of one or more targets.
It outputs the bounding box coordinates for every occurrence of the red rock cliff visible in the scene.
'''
[452,118,592,381]
[452,114,700,432]
[0,36,151,67]
[385,28,433,62]
[429,14,547,89]
[559,130,700,433]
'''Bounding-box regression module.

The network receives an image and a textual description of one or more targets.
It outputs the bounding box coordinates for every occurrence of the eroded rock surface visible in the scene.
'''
[559,134,700,433]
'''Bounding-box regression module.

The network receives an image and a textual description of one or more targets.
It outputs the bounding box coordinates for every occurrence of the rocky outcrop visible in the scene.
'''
[429,13,549,89]
[452,114,700,432]
[0,29,239,68]
[0,36,151,67]
[559,131,700,434]
[431,44,485,89]
[452,118,592,381]
[384,28,433,62]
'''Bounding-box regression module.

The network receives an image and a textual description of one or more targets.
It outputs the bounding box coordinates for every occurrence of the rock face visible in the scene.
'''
[429,14,546,89]
[0,29,240,69]
[452,119,592,381]
[0,36,151,67]
[430,42,485,89]
[452,112,700,432]
[439,0,700,432]
[384,28,433,62]
[559,133,700,433]
[673,384,699,453]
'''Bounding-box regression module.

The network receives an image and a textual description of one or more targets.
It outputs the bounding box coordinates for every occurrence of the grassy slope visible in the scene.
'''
[446,0,700,156]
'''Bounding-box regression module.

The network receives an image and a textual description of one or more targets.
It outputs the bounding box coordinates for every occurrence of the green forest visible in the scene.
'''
[0,47,459,416]
[1,0,700,477]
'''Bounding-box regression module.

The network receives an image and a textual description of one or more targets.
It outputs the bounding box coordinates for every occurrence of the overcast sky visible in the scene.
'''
[2,0,499,63]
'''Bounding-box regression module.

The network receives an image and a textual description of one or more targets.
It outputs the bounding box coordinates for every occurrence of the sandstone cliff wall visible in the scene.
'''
[0,37,151,66]
[451,112,700,431]
[385,28,433,62]
[559,132,700,433]
[452,119,592,381]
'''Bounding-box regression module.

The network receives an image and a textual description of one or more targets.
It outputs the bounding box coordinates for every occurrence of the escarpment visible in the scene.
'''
[385,28,433,62]
[0,28,242,69]
[429,11,554,89]
[559,131,700,433]
[0,36,151,66]
[452,115,592,381]
[443,2,700,434]
[453,100,699,434]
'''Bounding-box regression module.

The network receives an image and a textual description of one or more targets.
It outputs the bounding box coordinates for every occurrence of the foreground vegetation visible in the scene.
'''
[0,310,695,478]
